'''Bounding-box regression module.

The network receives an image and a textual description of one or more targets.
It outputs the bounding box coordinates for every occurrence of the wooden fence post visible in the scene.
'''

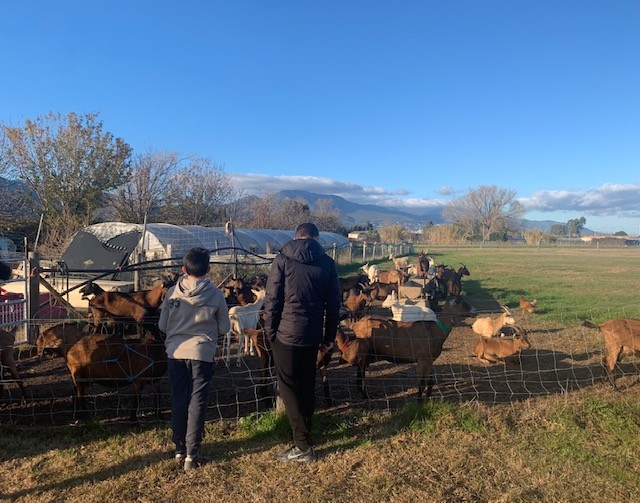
[27,251,40,345]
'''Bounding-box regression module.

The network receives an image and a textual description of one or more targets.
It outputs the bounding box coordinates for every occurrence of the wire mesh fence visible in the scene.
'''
[2,301,639,427]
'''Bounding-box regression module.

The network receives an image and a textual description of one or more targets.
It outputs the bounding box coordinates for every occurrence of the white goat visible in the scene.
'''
[224,289,266,366]
[360,263,379,283]
[382,291,437,322]
[471,306,516,338]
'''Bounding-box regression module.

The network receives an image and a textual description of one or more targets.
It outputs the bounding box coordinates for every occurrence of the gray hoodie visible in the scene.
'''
[159,276,231,362]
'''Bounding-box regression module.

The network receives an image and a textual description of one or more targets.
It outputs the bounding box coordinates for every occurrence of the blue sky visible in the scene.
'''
[2,1,639,234]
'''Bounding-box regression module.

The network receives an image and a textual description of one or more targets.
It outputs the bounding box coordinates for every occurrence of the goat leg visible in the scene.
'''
[72,381,90,421]
[151,380,164,420]
[416,360,430,400]
[356,362,368,399]
[319,367,333,406]
[128,381,143,424]
[4,364,27,401]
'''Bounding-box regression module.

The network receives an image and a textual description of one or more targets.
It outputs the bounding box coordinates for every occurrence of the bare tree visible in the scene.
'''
[107,149,179,223]
[377,224,411,244]
[424,224,469,245]
[160,158,233,226]
[442,185,524,240]
[243,194,313,230]
[524,229,546,246]
[311,199,345,234]
[0,112,131,239]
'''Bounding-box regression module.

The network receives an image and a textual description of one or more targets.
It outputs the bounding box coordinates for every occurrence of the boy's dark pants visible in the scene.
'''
[271,339,318,451]
[168,358,214,457]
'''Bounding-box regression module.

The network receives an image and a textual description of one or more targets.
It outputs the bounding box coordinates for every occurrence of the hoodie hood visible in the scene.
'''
[280,238,326,264]
[175,276,217,306]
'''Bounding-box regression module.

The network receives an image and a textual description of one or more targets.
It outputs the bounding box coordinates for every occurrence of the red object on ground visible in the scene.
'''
[0,289,68,321]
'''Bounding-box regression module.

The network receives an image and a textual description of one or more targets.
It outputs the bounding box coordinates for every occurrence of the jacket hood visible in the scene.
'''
[174,276,217,306]
[280,238,326,264]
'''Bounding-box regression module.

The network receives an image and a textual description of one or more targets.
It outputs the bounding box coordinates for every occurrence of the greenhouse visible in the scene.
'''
[60,222,350,271]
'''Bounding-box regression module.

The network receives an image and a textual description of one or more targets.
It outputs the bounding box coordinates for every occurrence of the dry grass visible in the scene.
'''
[2,387,640,502]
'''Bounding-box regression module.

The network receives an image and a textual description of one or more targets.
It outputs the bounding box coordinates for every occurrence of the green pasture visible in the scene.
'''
[339,244,640,323]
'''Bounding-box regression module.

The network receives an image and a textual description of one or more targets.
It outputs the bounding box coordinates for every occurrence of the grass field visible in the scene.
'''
[1,245,640,502]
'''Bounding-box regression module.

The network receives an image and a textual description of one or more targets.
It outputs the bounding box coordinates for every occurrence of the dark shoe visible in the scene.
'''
[276,445,316,463]
[183,455,211,471]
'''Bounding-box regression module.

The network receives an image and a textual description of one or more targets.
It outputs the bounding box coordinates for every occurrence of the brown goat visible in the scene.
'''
[0,326,27,400]
[338,296,477,399]
[582,318,640,389]
[441,265,470,297]
[223,278,258,306]
[338,274,369,301]
[377,269,409,286]
[38,324,167,422]
[80,273,177,337]
[243,327,335,405]
[368,281,399,301]
[344,286,375,322]
[519,295,537,316]
[36,322,88,358]
[473,332,531,364]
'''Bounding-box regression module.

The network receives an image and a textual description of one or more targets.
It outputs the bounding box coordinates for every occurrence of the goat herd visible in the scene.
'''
[1,253,639,425]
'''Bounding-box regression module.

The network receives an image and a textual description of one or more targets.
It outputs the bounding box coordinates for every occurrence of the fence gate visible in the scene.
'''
[0,255,29,343]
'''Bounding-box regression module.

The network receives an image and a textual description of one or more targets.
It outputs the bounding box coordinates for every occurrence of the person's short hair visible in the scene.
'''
[295,222,319,239]
[0,261,12,282]
[183,247,210,277]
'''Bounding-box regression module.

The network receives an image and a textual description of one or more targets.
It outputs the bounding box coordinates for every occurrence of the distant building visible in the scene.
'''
[348,231,369,241]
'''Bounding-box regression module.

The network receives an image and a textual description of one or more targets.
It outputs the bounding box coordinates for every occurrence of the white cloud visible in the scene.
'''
[438,185,455,196]
[519,183,640,218]
[230,173,441,207]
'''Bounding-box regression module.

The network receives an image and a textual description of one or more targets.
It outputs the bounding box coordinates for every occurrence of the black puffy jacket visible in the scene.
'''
[263,238,341,348]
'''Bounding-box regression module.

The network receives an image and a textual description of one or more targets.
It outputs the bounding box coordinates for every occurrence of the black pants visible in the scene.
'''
[271,339,318,451]
[168,358,214,457]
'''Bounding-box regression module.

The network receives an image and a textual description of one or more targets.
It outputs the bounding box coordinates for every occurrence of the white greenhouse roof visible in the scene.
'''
[82,222,350,259]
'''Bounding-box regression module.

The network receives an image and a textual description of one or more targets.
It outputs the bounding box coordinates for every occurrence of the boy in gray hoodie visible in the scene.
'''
[159,247,230,471]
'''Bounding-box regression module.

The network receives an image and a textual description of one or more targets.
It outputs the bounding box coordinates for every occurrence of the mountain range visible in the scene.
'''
[272,190,595,234]
[276,190,443,229]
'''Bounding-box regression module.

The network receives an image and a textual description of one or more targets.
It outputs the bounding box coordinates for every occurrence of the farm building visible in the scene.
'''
[60,222,350,271]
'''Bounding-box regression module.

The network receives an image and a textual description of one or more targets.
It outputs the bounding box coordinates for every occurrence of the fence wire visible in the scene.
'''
[2,303,639,426]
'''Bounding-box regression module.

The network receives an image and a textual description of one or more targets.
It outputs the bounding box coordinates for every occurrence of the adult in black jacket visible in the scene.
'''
[264,222,341,463]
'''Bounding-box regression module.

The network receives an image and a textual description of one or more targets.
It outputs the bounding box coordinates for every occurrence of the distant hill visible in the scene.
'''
[276,190,443,228]
[273,190,598,234]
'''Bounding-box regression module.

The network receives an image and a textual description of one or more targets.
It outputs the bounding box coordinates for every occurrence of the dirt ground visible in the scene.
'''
[1,297,638,427]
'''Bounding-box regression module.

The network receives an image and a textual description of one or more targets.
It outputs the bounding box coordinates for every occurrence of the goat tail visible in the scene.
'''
[581,320,598,329]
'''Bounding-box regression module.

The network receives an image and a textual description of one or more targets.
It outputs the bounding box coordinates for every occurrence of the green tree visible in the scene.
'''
[566,217,586,237]
[1,112,132,243]
[549,223,566,236]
